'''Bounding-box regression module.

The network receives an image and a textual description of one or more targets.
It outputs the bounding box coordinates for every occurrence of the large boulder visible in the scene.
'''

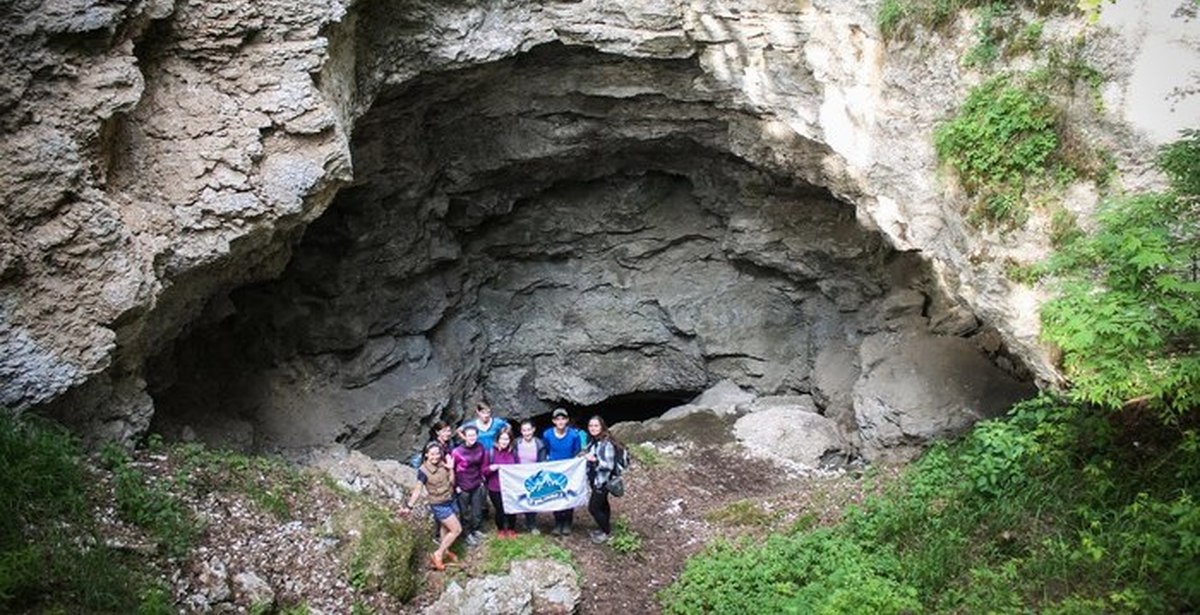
[733,395,852,470]
[853,331,1037,462]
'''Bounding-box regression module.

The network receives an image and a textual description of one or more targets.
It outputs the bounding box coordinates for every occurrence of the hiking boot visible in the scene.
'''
[590,532,611,544]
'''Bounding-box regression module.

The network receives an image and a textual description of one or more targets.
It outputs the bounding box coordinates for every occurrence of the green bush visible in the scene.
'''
[935,74,1058,192]
[0,414,171,612]
[1041,130,1200,416]
[662,396,1200,612]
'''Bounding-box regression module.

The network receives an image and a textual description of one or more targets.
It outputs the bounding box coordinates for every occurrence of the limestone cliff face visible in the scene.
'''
[0,0,1190,456]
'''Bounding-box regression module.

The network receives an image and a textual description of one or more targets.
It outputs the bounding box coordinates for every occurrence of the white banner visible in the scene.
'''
[499,457,590,513]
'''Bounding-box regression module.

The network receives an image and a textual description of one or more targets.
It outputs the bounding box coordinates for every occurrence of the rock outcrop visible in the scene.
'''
[2,0,1190,457]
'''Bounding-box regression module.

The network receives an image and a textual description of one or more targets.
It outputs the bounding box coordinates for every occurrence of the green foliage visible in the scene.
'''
[608,519,643,555]
[935,74,1060,226]
[1041,130,1200,416]
[878,0,1076,42]
[338,503,421,600]
[481,533,575,574]
[103,444,199,559]
[663,396,1200,612]
[660,529,920,614]
[0,414,174,612]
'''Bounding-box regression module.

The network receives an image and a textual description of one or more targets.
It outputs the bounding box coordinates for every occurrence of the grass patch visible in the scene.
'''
[101,444,199,559]
[173,443,308,521]
[481,534,575,575]
[333,501,422,600]
[629,443,668,469]
[703,499,778,528]
[0,413,174,613]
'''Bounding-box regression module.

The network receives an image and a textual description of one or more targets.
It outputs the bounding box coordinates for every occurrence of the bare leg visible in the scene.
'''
[436,514,462,561]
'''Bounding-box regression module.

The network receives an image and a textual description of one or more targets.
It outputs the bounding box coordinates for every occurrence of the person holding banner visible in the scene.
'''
[398,441,461,571]
[514,420,547,533]
[584,415,618,544]
[485,428,520,538]
[543,408,583,536]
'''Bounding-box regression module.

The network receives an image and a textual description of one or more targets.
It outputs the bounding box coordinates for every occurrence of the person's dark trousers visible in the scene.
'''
[553,508,574,533]
[588,487,611,534]
[524,512,538,531]
[457,486,485,534]
[488,490,516,532]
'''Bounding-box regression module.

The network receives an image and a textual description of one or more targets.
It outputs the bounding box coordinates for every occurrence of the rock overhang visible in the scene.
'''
[146,40,1034,460]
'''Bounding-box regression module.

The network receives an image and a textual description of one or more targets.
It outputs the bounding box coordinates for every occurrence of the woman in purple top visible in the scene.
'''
[515,420,548,533]
[451,425,487,546]
[485,428,520,538]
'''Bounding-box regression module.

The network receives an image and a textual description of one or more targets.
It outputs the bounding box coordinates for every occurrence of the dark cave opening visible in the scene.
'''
[535,390,699,432]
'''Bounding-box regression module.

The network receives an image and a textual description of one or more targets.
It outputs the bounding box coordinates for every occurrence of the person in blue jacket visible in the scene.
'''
[542,407,582,536]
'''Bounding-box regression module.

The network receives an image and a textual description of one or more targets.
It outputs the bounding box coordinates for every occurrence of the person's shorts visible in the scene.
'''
[430,500,459,522]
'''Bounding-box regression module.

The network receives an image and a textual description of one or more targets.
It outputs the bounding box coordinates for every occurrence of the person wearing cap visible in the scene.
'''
[542,408,583,536]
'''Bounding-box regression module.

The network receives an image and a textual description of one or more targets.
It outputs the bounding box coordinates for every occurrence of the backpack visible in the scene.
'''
[606,440,631,497]
[611,440,631,476]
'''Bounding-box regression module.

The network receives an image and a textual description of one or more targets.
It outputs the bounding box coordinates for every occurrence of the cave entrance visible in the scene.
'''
[145,41,1033,462]
[528,390,698,434]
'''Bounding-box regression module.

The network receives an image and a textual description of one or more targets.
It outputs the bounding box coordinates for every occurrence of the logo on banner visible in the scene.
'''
[521,470,574,506]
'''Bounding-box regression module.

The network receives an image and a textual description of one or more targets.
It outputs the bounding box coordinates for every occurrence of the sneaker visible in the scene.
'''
[590,532,611,544]
[529,527,541,536]
[551,525,563,536]
[471,530,486,542]
[465,533,480,546]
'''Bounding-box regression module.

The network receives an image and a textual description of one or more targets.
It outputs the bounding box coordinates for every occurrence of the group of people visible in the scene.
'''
[398,403,621,571]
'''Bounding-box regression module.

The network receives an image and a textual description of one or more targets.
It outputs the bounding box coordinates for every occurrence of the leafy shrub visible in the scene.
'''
[608,519,643,555]
[1041,130,1200,416]
[936,75,1058,193]
[660,530,919,614]
[663,395,1200,612]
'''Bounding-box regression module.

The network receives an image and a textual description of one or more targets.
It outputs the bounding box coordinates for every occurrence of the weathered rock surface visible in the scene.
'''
[1,0,1187,458]
[424,559,580,615]
[854,331,1037,461]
